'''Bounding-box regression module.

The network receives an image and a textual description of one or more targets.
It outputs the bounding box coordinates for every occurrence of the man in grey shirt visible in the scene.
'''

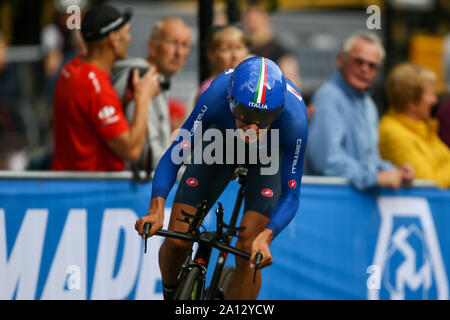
[112,17,191,172]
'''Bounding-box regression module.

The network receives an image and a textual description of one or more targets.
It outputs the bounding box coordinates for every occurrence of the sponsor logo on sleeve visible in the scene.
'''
[288,180,297,189]
[98,106,119,125]
[181,140,191,149]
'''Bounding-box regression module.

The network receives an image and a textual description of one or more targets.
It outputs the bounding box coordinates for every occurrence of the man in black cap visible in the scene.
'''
[52,4,162,171]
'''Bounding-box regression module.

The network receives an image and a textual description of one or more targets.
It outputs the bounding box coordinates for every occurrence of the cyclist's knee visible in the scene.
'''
[162,237,192,253]
[234,238,252,269]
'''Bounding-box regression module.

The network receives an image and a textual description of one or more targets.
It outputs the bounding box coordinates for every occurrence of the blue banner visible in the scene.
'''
[0,177,449,300]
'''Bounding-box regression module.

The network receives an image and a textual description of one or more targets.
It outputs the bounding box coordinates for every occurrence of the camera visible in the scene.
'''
[127,67,170,91]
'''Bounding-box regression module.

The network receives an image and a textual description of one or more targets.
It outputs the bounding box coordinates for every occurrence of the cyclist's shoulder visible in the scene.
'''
[199,69,231,104]
[285,78,304,107]
[210,69,234,90]
[279,78,307,124]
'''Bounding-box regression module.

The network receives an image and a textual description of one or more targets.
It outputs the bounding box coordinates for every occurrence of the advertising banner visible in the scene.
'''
[0,176,448,300]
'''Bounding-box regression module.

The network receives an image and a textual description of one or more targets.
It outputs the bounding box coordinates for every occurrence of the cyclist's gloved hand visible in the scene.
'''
[135,196,165,238]
[250,228,274,269]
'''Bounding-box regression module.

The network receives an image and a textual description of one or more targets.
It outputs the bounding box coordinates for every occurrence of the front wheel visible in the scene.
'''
[215,266,235,300]
[176,266,204,300]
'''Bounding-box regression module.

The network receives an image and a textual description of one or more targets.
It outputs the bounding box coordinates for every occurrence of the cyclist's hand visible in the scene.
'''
[250,229,274,269]
[135,197,165,238]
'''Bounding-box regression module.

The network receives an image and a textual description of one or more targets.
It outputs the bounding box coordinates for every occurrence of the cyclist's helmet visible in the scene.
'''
[228,56,287,126]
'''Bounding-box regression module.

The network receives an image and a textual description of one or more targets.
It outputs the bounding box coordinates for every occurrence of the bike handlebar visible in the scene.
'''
[143,222,251,260]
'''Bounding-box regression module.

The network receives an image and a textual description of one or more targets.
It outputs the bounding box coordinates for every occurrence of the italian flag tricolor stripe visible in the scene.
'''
[253,57,267,104]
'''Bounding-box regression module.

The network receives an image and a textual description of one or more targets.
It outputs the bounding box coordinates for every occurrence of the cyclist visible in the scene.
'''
[135,56,308,300]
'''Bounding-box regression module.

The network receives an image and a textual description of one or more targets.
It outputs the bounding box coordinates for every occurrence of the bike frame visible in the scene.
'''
[143,169,250,300]
[204,173,246,299]
[175,171,247,300]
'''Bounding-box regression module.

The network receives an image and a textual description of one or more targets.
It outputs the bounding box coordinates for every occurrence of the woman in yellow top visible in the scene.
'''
[379,63,450,188]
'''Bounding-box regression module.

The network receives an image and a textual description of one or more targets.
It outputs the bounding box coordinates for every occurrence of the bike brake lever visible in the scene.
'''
[252,252,263,284]
[144,222,151,254]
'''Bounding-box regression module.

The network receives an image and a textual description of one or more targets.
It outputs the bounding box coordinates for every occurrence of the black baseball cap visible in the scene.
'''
[81,4,132,42]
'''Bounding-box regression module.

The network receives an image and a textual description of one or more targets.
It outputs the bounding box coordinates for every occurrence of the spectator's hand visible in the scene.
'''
[307,104,315,120]
[132,66,161,105]
[122,87,134,107]
[399,163,415,185]
[377,169,403,190]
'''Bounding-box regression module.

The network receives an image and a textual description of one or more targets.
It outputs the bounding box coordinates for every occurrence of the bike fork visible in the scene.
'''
[176,243,213,300]
[205,251,227,300]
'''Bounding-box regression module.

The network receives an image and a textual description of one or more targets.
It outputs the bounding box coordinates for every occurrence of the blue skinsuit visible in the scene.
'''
[151,70,308,238]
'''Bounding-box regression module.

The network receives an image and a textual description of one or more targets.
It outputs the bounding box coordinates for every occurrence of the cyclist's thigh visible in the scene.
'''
[243,159,282,219]
[237,210,270,241]
[172,160,236,224]
[234,162,281,254]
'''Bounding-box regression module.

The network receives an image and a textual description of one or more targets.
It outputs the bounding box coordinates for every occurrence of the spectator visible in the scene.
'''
[0,31,28,170]
[169,98,187,134]
[51,4,161,171]
[112,17,191,171]
[41,0,88,106]
[437,97,450,148]
[241,3,316,120]
[305,31,414,190]
[379,63,450,188]
[242,2,301,90]
[196,25,251,102]
[0,31,21,100]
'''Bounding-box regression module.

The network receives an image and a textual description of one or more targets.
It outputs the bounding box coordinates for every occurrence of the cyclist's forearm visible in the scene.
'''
[266,193,299,238]
[148,196,165,215]
[258,228,274,245]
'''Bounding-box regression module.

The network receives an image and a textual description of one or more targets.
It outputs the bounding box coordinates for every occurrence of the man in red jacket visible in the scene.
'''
[52,4,161,171]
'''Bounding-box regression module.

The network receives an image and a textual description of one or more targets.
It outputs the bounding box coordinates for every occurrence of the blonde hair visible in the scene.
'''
[207,25,250,52]
[387,63,437,111]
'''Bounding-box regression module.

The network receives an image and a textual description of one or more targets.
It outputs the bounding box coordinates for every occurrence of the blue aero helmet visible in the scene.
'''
[228,56,287,126]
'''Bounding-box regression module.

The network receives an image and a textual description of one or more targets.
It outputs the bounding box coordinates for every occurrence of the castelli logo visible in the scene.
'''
[261,188,273,198]
[186,178,198,187]
[181,140,191,149]
[288,180,297,189]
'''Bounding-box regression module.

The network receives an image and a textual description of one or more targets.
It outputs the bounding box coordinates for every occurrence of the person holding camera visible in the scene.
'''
[52,5,161,171]
[112,17,192,174]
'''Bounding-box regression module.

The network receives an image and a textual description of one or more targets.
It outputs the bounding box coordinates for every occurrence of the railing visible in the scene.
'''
[0,171,447,300]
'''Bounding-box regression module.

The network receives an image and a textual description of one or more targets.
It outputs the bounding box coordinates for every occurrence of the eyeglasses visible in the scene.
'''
[347,55,380,71]
[233,114,271,128]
